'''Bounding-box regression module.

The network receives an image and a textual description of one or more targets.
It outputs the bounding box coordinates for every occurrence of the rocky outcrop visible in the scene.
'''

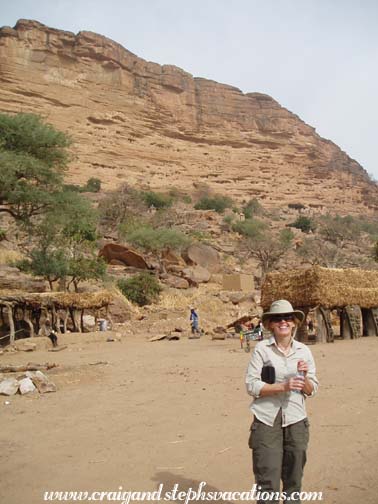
[99,243,149,269]
[0,265,47,292]
[1,19,377,214]
[183,244,220,273]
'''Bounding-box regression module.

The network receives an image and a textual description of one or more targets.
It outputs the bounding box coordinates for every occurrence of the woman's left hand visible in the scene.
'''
[297,360,309,376]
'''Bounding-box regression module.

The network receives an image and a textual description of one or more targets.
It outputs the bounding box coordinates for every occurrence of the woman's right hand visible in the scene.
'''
[284,377,305,392]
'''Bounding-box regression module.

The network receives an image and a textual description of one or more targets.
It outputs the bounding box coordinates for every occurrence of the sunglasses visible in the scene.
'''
[269,314,295,323]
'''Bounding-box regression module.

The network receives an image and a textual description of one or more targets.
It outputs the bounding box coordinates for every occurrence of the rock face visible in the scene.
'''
[99,243,149,269]
[0,265,47,292]
[1,19,377,214]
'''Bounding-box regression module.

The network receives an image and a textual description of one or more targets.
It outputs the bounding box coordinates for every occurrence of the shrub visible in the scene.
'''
[289,216,316,233]
[243,198,263,218]
[0,228,6,241]
[142,191,173,209]
[126,226,190,252]
[85,177,101,193]
[232,218,267,239]
[280,228,295,245]
[117,272,162,306]
[288,203,305,211]
[182,195,192,204]
[194,195,233,213]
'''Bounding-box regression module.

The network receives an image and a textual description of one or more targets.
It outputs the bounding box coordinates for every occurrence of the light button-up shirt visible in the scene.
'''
[245,336,319,427]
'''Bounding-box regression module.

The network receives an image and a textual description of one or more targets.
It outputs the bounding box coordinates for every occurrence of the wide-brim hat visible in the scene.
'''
[262,299,305,328]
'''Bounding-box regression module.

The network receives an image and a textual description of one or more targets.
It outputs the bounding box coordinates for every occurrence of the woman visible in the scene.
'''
[246,300,319,503]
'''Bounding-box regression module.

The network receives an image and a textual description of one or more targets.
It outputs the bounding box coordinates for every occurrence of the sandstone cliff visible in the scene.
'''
[1,19,377,213]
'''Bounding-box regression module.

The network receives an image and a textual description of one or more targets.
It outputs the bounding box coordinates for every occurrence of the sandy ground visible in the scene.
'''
[1,332,378,504]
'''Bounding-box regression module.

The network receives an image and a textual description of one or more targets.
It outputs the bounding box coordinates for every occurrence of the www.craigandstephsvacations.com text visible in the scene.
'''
[43,482,323,502]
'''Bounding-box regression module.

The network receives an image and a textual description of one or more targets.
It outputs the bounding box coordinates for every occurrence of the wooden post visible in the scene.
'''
[315,307,332,343]
[5,303,15,344]
[24,308,35,338]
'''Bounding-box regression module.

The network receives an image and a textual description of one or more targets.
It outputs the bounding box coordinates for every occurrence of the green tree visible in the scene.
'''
[126,226,190,254]
[117,272,162,306]
[16,248,69,291]
[142,191,173,209]
[289,216,316,233]
[16,190,106,291]
[232,218,267,239]
[194,195,233,213]
[0,113,71,222]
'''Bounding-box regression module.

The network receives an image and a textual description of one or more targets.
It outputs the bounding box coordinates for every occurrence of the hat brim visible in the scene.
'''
[262,310,305,328]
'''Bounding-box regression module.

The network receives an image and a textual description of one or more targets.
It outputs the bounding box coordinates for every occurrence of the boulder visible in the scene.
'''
[14,340,37,352]
[162,275,190,289]
[0,378,19,396]
[19,377,36,395]
[99,243,149,269]
[182,244,220,273]
[161,248,186,267]
[82,314,96,329]
[183,266,211,284]
[26,371,57,393]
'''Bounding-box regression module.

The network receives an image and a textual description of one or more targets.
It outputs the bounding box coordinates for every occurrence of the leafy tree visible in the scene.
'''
[232,218,267,239]
[117,272,162,306]
[126,226,190,253]
[289,216,316,233]
[0,113,71,222]
[16,248,69,290]
[142,191,173,209]
[194,195,233,213]
[16,190,106,291]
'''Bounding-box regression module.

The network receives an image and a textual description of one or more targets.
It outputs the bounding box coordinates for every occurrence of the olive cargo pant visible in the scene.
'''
[248,410,309,503]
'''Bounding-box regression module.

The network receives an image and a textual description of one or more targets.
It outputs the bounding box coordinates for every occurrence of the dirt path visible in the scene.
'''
[1,334,378,504]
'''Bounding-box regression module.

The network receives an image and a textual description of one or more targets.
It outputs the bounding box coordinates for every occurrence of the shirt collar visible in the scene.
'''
[268,335,301,350]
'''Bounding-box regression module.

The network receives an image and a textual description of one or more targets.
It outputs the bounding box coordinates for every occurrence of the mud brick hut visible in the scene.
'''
[261,266,378,343]
[0,290,114,345]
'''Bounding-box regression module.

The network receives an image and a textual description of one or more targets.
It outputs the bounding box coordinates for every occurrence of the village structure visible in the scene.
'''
[262,266,378,343]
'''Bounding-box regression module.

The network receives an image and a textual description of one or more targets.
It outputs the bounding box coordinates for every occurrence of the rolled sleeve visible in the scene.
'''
[304,349,319,398]
[245,346,266,399]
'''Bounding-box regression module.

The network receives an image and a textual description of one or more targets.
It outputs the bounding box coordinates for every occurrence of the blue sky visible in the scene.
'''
[2,0,378,178]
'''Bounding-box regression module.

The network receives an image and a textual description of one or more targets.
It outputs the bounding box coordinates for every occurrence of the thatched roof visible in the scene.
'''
[0,290,114,309]
[262,266,378,309]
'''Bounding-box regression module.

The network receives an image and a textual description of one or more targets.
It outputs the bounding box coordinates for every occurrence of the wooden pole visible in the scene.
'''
[24,308,35,338]
[5,303,15,344]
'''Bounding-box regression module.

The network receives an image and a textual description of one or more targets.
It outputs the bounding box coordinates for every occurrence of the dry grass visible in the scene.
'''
[0,249,24,265]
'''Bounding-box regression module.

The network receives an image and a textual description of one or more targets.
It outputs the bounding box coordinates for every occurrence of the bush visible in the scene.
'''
[182,195,192,204]
[142,191,173,209]
[232,218,267,239]
[243,198,263,218]
[289,216,316,233]
[117,272,162,306]
[126,226,190,252]
[85,177,101,193]
[280,228,295,245]
[288,203,305,211]
[194,195,233,213]
[0,228,6,241]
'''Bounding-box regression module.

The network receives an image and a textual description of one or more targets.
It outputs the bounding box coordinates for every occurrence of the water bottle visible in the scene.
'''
[294,361,305,394]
